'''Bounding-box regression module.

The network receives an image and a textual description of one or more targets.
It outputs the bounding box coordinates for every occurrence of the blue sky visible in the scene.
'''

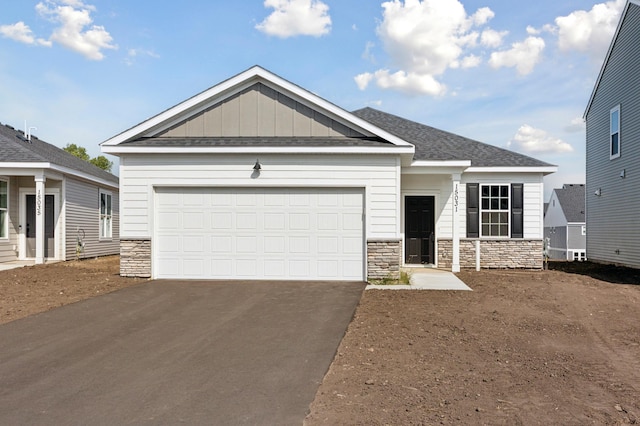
[0,0,627,199]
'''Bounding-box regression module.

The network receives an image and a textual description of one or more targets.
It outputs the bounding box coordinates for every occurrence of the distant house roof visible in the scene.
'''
[0,123,118,185]
[555,184,585,223]
[352,107,555,168]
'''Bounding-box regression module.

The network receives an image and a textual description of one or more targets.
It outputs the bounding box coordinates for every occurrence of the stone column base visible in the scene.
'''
[120,239,151,278]
[367,239,401,281]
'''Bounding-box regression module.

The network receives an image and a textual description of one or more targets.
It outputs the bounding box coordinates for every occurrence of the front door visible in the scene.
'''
[405,196,435,264]
[25,194,55,258]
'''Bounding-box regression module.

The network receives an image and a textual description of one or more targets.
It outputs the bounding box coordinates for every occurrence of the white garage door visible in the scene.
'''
[154,187,364,280]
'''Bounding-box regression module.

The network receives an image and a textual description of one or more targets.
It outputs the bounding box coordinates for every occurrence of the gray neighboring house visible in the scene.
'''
[584,0,640,269]
[544,184,586,261]
[0,122,119,265]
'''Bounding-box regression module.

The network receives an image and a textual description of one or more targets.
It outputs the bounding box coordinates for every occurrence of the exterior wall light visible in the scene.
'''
[253,159,261,171]
[594,188,601,196]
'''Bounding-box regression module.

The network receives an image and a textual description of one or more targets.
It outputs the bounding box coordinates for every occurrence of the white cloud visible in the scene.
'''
[0,1,116,60]
[564,117,585,133]
[256,0,331,38]
[0,21,51,46]
[357,0,496,96]
[480,28,507,48]
[124,48,160,66]
[354,72,374,91]
[36,0,117,60]
[508,124,574,154]
[489,36,545,75]
[554,0,625,58]
[362,41,376,63]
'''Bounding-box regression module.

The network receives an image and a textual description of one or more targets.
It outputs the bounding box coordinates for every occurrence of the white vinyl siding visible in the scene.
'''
[119,154,400,241]
[401,172,545,240]
[65,177,119,260]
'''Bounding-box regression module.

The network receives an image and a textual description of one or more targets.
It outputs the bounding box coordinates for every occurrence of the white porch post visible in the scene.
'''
[35,175,46,264]
[451,174,461,273]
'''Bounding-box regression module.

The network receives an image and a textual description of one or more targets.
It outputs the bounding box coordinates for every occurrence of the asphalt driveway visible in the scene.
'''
[0,280,365,425]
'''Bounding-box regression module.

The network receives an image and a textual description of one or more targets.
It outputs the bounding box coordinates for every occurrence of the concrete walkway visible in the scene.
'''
[366,268,472,291]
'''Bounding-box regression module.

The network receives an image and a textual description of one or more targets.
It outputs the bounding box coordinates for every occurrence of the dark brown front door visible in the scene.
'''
[405,196,435,264]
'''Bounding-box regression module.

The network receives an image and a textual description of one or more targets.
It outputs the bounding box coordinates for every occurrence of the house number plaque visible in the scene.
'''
[36,190,42,216]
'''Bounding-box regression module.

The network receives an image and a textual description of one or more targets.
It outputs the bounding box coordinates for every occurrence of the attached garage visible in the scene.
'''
[154,187,365,280]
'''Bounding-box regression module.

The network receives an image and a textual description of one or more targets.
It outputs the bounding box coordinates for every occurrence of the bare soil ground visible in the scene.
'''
[0,256,144,325]
[1,257,639,424]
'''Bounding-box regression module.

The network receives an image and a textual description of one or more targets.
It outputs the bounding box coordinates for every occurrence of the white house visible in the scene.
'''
[102,66,555,281]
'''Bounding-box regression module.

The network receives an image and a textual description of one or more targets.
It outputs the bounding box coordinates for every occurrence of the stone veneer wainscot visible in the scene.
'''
[438,239,544,269]
[120,239,151,278]
[367,240,401,281]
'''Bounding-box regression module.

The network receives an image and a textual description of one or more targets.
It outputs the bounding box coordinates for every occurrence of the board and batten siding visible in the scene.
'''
[0,177,19,262]
[118,154,400,240]
[585,2,640,269]
[401,172,545,239]
[64,177,119,260]
[158,83,364,139]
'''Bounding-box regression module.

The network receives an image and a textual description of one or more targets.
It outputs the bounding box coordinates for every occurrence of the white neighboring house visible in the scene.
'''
[0,123,119,265]
[544,184,586,261]
[584,0,640,269]
[102,66,556,281]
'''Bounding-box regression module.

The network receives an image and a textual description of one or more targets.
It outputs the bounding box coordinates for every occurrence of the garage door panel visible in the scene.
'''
[155,188,364,280]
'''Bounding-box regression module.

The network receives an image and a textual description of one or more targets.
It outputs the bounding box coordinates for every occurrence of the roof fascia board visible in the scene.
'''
[49,164,119,189]
[584,0,639,118]
[102,145,414,155]
[101,66,414,150]
[0,162,117,188]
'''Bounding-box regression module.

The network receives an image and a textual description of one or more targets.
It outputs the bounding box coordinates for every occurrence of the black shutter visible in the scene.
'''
[466,183,479,238]
[511,183,524,238]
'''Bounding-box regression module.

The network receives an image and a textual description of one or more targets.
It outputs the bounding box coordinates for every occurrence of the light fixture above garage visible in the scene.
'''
[253,159,261,172]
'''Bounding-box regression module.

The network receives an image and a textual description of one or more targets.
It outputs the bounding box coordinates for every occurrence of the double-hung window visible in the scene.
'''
[100,190,112,239]
[481,185,510,237]
[466,183,524,239]
[610,105,620,159]
[0,180,7,239]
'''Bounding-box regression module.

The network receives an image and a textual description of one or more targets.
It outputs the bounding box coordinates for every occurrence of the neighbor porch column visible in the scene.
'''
[451,174,461,273]
[35,175,46,264]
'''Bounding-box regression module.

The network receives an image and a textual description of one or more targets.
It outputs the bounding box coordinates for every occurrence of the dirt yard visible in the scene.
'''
[1,258,639,425]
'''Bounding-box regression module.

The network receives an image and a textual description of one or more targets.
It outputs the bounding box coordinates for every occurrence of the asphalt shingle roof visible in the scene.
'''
[555,184,585,223]
[352,107,554,168]
[0,123,118,184]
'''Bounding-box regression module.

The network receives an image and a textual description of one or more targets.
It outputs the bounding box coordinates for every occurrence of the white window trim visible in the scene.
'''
[0,178,8,240]
[610,104,620,160]
[480,184,510,238]
[99,189,113,240]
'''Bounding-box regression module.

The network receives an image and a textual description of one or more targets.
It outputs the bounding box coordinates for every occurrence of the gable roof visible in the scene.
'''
[554,184,585,223]
[0,123,118,186]
[584,0,640,118]
[352,107,555,169]
[101,66,414,155]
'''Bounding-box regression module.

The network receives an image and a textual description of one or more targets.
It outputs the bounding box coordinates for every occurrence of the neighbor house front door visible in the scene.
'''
[405,196,435,264]
[25,194,55,258]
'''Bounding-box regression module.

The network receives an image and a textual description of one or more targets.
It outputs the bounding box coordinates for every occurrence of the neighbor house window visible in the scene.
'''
[0,180,7,239]
[481,185,510,237]
[100,190,112,239]
[610,105,620,159]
